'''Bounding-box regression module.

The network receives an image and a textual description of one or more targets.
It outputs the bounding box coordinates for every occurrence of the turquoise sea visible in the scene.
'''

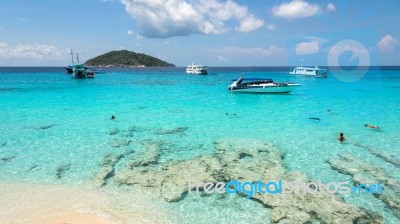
[0,67,399,223]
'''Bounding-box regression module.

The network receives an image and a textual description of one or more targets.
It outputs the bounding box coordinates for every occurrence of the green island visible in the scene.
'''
[85,50,175,67]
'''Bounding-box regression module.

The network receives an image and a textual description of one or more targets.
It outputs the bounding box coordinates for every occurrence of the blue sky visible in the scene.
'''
[0,0,399,66]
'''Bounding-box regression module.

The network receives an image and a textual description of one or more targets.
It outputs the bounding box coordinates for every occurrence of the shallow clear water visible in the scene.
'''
[0,67,399,223]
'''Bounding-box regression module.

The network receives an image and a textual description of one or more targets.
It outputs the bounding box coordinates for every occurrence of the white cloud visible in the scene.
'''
[377,35,399,52]
[127,30,134,35]
[271,0,320,20]
[235,15,264,32]
[303,36,329,45]
[120,0,264,38]
[326,3,336,12]
[295,41,319,55]
[0,43,63,59]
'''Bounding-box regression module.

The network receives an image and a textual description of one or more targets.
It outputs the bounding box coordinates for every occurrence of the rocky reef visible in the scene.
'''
[352,143,400,167]
[93,138,384,223]
[93,150,134,187]
[328,153,400,219]
[111,139,132,148]
[369,149,400,167]
[108,128,120,136]
[154,126,188,135]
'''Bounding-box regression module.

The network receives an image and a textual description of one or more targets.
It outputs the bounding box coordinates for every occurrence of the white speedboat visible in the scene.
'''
[289,66,327,78]
[228,77,301,93]
[186,63,208,75]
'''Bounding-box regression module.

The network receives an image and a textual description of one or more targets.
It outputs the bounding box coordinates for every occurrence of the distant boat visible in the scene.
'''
[93,68,105,74]
[228,77,301,93]
[64,49,74,74]
[72,53,95,79]
[186,63,208,75]
[289,66,327,78]
[64,65,74,74]
[73,64,95,79]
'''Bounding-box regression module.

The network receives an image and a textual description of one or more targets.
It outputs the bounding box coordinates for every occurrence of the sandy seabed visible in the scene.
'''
[0,182,174,224]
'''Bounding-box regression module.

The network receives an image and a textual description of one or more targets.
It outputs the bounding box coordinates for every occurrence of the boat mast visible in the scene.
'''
[70,49,75,65]
[76,52,80,65]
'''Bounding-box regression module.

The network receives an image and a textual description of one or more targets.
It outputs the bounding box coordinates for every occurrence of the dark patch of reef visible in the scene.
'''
[328,153,400,219]
[92,138,384,223]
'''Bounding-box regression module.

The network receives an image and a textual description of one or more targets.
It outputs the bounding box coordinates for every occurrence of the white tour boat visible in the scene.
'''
[289,66,327,78]
[186,63,208,75]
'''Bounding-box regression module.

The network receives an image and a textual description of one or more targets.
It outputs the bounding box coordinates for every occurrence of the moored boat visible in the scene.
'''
[72,53,95,79]
[64,50,75,74]
[93,68,105,74]
[186,63,208,75]
[64,65,74,74]
[228,77,301,93]
[289,66,327,78]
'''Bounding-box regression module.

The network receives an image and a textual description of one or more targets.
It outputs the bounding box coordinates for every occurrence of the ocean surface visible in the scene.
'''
[0,66,399,223]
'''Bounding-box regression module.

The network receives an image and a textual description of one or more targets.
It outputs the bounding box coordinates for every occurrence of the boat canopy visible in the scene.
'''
[243,78,273,81]
[232,78,273,81]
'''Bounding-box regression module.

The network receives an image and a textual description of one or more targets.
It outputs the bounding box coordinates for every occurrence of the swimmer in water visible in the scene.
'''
[111,115,116,120]
[364,124,379,129]
[338,133,346,142]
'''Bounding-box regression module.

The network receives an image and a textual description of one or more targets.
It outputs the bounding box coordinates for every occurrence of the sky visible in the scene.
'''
[0,0,399,66]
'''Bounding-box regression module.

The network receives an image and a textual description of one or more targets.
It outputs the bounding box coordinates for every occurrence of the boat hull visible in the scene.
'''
[72,64,95,79]
[186,71,207,75]
[289,73,327,78]
[229,84,300,93]
[65,66,74,74]
[186,64,208,75]
[289,66,327,78]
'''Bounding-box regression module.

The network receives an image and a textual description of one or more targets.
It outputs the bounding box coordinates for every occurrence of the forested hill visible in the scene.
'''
[85,50,175,67]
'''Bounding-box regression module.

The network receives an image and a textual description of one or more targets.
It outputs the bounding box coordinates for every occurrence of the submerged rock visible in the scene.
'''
[115,156,220,202]
[108,128,120,135]
[369,149,400,167]
[27,164,39,171]
[111,139,132,148]
[352,143,400,167]
[55,163,72,179]
[34,124,57,130]
[154,126,188,135]
[0,155,16,163]
[328,153,400,219]
[122,126,147,137]
[129,141,161,167]
[110,138,384,223]
[93,150,134,187]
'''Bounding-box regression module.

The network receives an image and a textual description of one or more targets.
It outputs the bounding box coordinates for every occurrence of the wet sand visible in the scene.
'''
[0,182,173,224]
